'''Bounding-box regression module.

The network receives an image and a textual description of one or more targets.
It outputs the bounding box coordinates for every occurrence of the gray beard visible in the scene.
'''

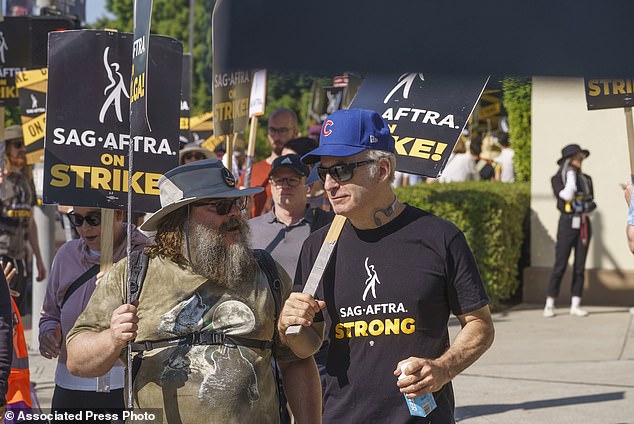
[185,217,258,290]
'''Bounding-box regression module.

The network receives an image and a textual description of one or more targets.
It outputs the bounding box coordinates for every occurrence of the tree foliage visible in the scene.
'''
[95,0,213,115]
[502,77,532,182]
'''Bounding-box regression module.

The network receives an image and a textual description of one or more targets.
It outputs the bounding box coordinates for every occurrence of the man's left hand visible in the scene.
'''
[394,357,451,397]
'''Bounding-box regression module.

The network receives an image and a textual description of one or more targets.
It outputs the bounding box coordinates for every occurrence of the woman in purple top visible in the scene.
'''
[39,207,148,415]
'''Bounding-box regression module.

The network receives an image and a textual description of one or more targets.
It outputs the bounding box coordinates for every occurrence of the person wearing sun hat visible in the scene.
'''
[544,144,596,318]
[289,108,494,423]
[65,159,324,423]
[178,140,215,165]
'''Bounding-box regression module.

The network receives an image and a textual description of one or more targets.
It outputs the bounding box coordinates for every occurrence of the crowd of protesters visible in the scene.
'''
[4,102,632,424]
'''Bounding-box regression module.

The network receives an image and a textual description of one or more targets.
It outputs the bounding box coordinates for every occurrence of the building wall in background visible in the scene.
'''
[526,76,634,305]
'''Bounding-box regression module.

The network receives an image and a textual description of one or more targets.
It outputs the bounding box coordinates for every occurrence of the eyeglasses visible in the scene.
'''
[182,152,206,161]
[267,126,294,136]
[67,211,101,227]
[316,160,376,183]
[7,140,24,149]
[269,176,302,187]
[191,197,247,215]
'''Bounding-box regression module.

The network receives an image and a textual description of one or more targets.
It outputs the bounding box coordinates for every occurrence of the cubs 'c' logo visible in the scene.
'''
[322,120,334,137]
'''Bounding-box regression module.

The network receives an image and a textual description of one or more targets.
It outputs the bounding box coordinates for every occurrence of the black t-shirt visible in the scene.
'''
[294,205,489,424]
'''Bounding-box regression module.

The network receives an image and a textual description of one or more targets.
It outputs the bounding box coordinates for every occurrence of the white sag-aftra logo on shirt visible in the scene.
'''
[363,257,381,302]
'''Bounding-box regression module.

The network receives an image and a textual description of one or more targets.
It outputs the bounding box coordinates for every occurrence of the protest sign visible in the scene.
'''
[43,30,182,212]
[130,0,153,136]
[249,69,266,118]
[180,53,192,143]
[212,2,251,137]
[0,17,30,107]
[584,78,634,183]
[351,73,489,178]
[16,67,46,164]
[584,78,634,110]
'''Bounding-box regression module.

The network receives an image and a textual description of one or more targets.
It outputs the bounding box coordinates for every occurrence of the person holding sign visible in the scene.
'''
[39,207,148,416]
[285,109,494,423]
[240,108,300,217]
[1,125,46,316]
[66,159,324,423]
[543,145,596,318]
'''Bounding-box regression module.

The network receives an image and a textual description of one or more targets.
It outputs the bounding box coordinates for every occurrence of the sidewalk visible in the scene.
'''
[24,304,634,423]
[451,304,634,424]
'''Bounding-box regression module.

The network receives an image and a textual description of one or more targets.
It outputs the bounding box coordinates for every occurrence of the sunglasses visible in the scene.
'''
[183,152,206,161]
[316,160,376,183]
[8,140,24,149]
[191,197,247,215]
[269,176,302,187]
[67,211,101,227]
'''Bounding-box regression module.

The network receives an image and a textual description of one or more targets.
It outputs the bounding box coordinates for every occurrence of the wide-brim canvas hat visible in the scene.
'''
[140,159,263,231]
[302,109,395,164]
[557,144,590,165]
[179,142,215,163]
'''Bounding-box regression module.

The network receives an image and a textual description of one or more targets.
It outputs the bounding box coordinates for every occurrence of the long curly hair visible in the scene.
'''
[144,206,189,266]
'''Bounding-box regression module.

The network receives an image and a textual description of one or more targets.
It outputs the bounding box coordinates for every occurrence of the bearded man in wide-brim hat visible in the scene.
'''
[65,159,324,423]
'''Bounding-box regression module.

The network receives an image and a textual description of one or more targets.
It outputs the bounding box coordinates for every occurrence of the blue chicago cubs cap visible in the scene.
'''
[302,109,395,164]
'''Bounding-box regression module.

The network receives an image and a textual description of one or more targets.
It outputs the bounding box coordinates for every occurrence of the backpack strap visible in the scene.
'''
[61,264,100,308]
[128,250,150,304]
[252,248,282,331]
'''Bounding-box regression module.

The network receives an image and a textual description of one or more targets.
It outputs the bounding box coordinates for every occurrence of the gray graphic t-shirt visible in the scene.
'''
[68,256,297,423]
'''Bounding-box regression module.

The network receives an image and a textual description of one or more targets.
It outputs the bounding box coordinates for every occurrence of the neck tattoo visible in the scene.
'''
[373,197,398,227]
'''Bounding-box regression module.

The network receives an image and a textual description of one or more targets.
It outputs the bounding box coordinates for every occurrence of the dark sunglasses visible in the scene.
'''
[67,211,101,227]
[191,197,247,215]
[316,160,376,183]
[8,140,24,149]
[183,152,206,161]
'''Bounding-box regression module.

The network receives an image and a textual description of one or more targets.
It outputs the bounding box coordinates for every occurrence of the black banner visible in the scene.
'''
[130,0,153,137]
[584,78,634,110]
[180,53,192,143]
[212,0,251,137]
[16,68,47,164]
[0,17,30,106]
[43,30,182,212]
[351,73,488,178]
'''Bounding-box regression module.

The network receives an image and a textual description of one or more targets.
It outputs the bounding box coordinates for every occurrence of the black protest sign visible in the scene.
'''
[0,17,30,106]
[212,3,251,137]
[16,68,47,164]
[351,73,488,178]
[180,53,192,143]
[584,78,634,110]
[43,30,182,212]
[130,0,153,136]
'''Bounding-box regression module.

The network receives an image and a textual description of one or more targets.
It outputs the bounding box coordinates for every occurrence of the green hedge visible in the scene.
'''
[502,77,532,182]
[395,181,530,309]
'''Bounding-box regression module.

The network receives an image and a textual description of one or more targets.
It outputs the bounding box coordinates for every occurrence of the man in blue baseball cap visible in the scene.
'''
[282,109,495,423]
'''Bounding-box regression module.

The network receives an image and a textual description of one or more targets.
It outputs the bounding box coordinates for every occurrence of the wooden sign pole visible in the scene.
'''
[624,107,634,183]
